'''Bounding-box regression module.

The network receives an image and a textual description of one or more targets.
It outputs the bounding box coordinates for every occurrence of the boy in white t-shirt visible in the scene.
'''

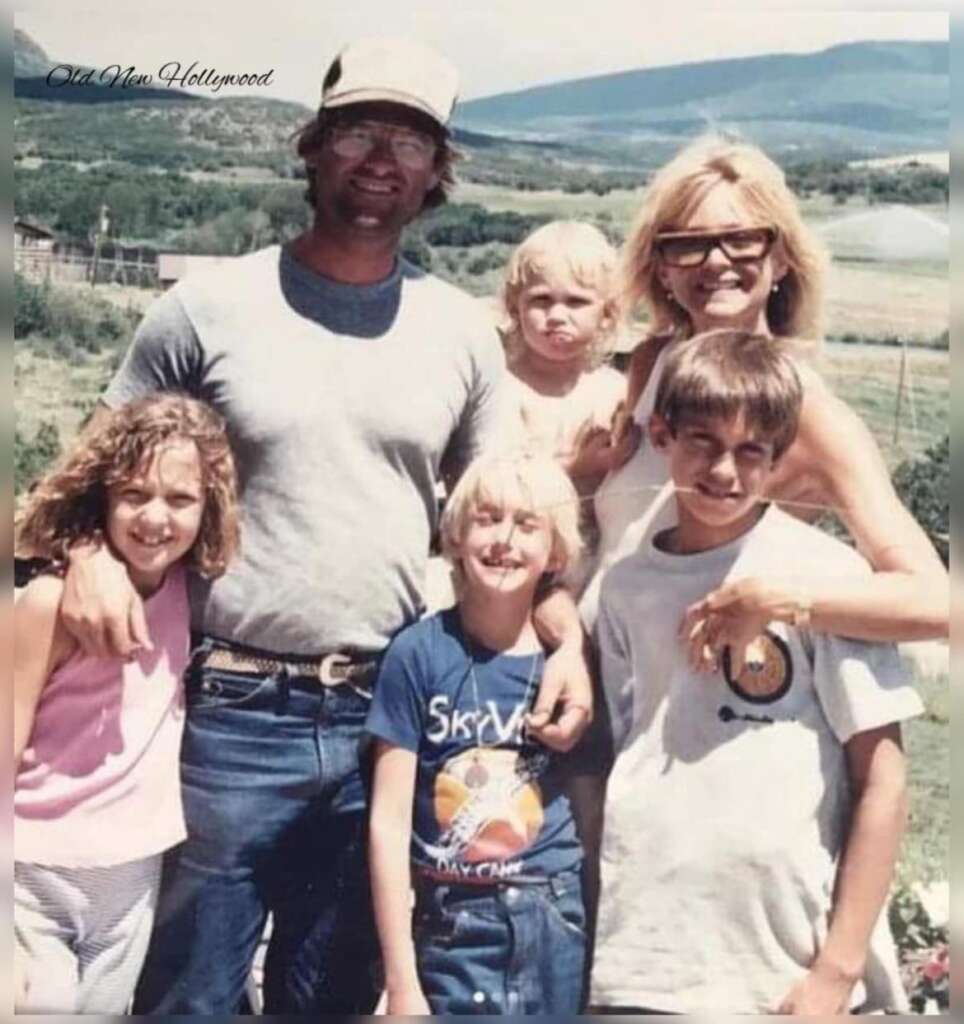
[590,329,923,1014]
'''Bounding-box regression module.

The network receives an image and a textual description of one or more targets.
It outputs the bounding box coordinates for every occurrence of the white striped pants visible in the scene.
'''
[14,855,162,1014]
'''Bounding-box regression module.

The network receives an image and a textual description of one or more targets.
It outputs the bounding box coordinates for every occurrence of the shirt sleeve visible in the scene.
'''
[810,632,925,744]
[102,289,204,407]
[442,320,513,477]
[365,627,429,753]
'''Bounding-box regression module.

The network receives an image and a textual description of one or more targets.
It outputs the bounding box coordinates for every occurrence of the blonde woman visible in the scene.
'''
[586,135,947,656]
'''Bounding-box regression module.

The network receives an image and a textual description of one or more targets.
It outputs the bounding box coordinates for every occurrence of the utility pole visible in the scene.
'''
[89,203,110,288]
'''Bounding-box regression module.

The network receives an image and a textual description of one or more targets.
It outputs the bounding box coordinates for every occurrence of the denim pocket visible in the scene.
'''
[539,879,588,940]
[413,904,466,949]
[186,667,272,711]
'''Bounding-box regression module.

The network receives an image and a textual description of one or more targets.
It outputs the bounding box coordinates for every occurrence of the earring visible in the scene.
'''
[666,290,677,305]
[771,282,781,294]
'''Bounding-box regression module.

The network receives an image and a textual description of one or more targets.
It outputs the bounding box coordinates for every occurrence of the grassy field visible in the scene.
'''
[448,183,948,343]
[824,262,947,342]
[819,345,948,467]
[15,346,117,443]
[454,181,947,230]
[900,664,950,887]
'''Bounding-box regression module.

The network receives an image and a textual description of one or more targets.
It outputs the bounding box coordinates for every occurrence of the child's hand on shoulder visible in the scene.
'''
[607,402,643,472]
[566,423,615,491]
[566,416,641,491]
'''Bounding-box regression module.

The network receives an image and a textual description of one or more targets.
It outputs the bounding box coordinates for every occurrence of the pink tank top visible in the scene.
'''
[15,565,190,868]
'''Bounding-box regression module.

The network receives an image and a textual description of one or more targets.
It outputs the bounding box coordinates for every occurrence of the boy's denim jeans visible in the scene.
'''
[132,637,381,1014]
[414,868,586,1014]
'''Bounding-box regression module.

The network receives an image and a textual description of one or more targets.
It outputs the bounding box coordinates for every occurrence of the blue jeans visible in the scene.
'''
[132,638,381,1014]
[414,869,586,1015]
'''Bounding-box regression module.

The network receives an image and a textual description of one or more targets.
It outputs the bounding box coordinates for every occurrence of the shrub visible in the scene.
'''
[890,886,950,1013]
[14,273,49,338]
[466,248,506,276]
[892,436,949,565]
[15,420,61,496]
[14,277,139,356]
[401,236,433,271]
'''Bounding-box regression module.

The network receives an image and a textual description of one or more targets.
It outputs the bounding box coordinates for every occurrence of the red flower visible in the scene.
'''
[921,946,949,982]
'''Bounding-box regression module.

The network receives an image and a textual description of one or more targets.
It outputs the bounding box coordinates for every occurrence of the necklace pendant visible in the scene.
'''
[465,757,489,789]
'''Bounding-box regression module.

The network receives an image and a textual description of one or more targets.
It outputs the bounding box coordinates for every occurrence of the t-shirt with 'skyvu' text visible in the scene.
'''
[366,609,582,883]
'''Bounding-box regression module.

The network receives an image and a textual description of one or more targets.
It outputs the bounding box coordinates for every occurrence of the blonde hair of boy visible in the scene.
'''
[654,329,804,460]
[441,453,583,578]
[500,220,622,369]
[621,135,829,342]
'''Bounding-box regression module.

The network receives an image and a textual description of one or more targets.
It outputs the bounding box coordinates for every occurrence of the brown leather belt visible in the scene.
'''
[200,646,379,689]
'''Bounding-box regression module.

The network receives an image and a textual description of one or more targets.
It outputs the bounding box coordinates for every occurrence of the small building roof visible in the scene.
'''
[157,252,236,284]
[14,218,55,239]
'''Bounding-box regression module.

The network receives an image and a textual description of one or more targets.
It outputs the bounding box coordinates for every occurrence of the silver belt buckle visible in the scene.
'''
[318,652,351,686]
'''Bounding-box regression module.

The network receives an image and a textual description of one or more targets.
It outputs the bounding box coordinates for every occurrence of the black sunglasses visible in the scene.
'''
[655,227,778,268]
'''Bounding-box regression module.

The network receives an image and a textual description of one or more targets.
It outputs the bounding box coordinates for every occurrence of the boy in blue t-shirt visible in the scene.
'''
[366,452,587,1015]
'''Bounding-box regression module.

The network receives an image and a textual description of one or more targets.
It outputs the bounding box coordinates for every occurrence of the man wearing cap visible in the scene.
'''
[58,36,591,1014]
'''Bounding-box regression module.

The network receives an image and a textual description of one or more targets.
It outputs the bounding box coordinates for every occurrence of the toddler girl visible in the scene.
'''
[13,394,239,1013]
[500,220,628,585]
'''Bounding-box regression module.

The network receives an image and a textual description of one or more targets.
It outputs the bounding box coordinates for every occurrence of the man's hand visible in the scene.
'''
[775,960,857,1015]
[61,542,152,659]
[527,640,593,752]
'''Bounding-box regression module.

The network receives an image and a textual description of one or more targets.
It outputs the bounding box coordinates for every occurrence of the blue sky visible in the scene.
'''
[14,1,949,109]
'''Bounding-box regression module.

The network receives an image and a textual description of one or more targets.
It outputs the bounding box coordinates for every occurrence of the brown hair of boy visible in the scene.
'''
[653,329,803,460]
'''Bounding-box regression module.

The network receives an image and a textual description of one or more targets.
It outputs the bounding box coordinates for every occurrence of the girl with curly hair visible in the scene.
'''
[13,394,239,1014]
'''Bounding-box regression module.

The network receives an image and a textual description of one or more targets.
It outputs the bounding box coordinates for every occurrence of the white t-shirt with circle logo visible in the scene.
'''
[591,506,923,1014]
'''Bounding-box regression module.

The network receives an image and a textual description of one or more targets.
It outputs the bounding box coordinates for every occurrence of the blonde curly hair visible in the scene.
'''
[499,220,623,369]
[16,394,240,579]
[621,134,828,342]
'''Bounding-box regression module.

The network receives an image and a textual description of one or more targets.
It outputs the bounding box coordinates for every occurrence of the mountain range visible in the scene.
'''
[15,29,948,167]
[457,40,947,161]
[14,28,197,104]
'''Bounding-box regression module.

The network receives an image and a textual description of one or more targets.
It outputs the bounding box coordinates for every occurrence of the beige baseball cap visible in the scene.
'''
[321,36,459,129]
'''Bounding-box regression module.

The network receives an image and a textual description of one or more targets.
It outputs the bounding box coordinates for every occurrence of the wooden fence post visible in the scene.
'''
[892,338,907,447]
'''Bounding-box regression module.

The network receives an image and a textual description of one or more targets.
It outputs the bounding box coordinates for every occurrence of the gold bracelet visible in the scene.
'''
[791,591,813,630]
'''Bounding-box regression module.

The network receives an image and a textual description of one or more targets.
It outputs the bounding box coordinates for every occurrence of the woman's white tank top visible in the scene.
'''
[580,344,677,625]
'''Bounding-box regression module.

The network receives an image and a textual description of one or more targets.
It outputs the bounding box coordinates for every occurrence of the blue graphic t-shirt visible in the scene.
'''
[366,609,583,883]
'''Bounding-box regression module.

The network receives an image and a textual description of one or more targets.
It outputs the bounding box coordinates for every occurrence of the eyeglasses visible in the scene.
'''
[327,122,438,169]
[655,227,777,268]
